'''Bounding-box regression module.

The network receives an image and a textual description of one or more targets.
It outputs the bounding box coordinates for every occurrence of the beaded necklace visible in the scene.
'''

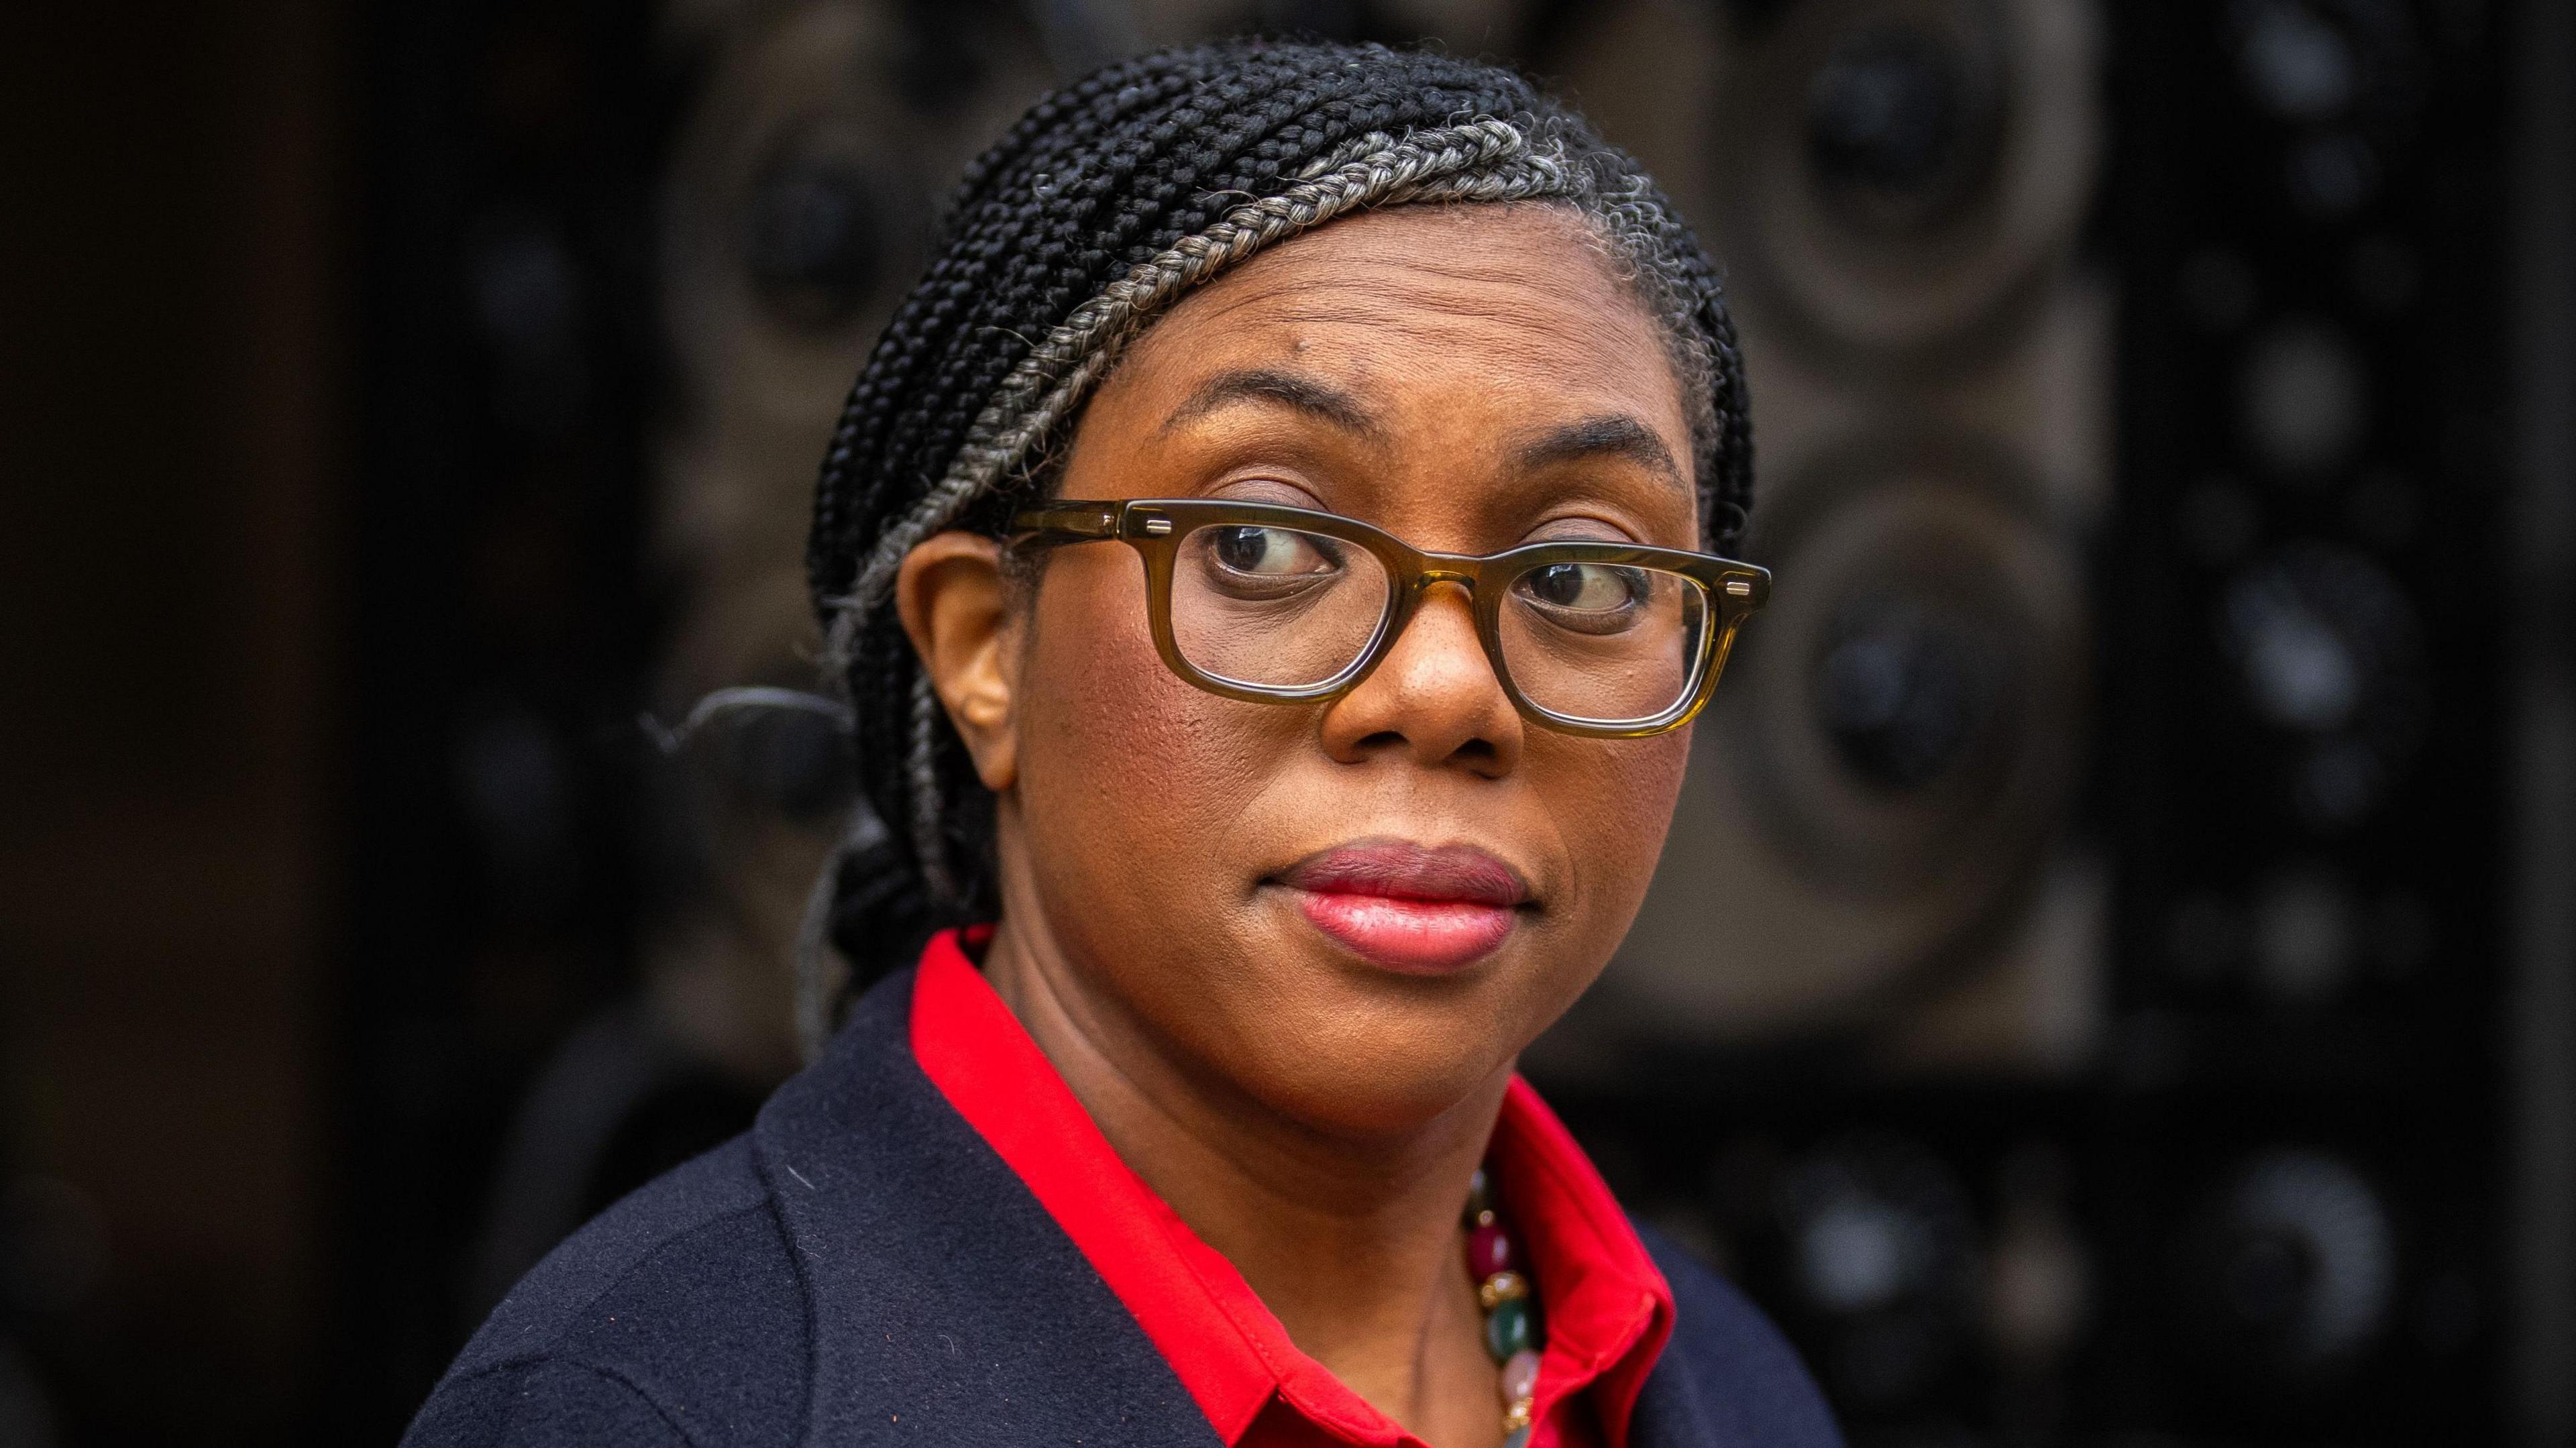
[1464,1166,1542,1448]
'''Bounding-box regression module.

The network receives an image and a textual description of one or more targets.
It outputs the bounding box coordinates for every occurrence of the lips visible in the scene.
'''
[1271,840,1532,975]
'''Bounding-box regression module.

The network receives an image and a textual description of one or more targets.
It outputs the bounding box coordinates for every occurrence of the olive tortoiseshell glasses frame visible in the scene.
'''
[1006,498,1772,738]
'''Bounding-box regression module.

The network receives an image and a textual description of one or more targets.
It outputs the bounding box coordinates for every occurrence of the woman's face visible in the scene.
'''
[984,205,1698,1138]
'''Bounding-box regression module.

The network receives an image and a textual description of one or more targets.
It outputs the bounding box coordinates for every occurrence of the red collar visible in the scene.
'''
[910,928,1675,1448]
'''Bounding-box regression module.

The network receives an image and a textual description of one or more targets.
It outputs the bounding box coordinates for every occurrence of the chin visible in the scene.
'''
[1256,1050,1508,1143]
[1215,962,1534,1141]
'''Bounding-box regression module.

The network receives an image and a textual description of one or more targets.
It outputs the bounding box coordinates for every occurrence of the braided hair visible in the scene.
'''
[797,38,1754,1053]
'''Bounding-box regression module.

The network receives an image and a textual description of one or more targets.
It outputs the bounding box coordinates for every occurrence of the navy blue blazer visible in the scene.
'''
[402,968,1844,1447]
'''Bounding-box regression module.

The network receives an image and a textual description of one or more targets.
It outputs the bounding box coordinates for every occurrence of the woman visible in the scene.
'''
[407,39,1838,1448]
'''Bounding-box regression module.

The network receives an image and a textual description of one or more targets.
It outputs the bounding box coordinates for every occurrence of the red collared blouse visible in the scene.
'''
[910,928,1677,1448]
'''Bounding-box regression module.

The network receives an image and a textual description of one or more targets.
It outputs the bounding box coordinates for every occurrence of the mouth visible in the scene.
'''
[1269,838,1534,976]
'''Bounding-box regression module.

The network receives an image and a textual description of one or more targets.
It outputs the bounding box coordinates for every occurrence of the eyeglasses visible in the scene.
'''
[1008,498,1770,738]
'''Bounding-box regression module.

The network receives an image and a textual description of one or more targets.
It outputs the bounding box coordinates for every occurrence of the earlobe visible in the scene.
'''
[892,532,1019,792]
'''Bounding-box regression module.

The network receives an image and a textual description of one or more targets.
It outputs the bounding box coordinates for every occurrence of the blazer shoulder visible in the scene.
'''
[407,1135,812,1448]
[1631,1219,1845,1448]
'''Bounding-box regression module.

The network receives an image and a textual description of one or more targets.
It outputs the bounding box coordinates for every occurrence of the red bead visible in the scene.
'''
[1467,1222,1515,1278]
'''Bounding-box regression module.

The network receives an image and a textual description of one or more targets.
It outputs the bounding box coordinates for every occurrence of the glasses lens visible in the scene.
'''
[1169,522,1392,689]
[1498,561,1710,724]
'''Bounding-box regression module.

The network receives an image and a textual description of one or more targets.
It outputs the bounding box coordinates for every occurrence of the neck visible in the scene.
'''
[981,910,1509,1448]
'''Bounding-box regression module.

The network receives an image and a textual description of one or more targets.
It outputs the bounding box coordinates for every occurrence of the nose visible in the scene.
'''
[1318,581,1523,775]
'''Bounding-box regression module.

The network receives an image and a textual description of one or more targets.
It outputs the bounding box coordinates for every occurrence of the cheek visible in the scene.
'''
[1544,728,1693,934]
[1011,553,1284,898]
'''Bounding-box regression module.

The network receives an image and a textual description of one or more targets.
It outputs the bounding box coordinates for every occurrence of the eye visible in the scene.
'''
[1209,525,1339,577]
[1517,561,1646,615]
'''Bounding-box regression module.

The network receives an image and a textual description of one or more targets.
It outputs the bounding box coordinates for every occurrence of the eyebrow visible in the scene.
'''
[1160,367,1384,439]
[1512,414,1686,490]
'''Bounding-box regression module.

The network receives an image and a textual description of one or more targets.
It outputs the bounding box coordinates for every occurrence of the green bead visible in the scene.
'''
[1502,1428,1531,1448]
[1484,1296,1534,1361]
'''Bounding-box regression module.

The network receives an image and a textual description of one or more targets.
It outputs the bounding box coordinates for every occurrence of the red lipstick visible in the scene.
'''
[1272,840,1532,974]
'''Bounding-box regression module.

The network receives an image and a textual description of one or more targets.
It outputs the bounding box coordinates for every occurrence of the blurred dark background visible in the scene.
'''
[3,0,2571,1443]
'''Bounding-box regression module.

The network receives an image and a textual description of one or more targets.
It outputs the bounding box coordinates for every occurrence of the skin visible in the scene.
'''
[894,204,1699,1448]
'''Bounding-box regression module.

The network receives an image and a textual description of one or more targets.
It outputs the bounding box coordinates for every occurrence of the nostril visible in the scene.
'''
[1344,727,1502,769]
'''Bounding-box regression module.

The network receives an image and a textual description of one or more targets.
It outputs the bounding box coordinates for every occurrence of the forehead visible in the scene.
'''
[1098,205,1690,453]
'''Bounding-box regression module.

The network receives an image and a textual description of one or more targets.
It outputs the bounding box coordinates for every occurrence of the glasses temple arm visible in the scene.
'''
[1008,502,1123,539]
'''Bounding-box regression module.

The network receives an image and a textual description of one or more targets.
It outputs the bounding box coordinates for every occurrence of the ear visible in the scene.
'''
[893,532,1019,792]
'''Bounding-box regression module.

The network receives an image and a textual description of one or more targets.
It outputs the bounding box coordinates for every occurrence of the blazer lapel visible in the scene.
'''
[753,969,1224,1448]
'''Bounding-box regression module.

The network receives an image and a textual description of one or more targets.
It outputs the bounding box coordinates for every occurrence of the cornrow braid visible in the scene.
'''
[798,39,1754,1052]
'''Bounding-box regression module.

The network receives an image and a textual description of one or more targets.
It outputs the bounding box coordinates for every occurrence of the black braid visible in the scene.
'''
[797,38,1754,1050]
